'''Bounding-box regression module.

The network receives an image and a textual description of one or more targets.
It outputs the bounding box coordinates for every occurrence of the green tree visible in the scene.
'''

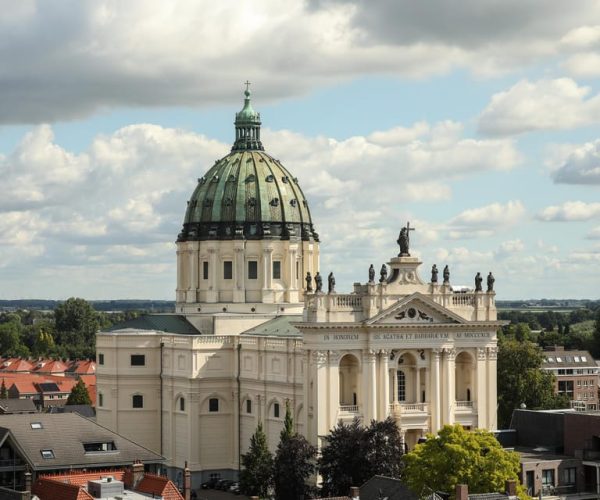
[591,309,600,359]
[66,379,92,406]
[497,339,568,428]
[33,330,55,357]
[0,379,7,399]
[240,422,273,498]
[403,424,523,498]
[0,317,26,357]
[273,405,317,500]
[54,298,99,359]
[319,417,403,497]
[515,323,531,342]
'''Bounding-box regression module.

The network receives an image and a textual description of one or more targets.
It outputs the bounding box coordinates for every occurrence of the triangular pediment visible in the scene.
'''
[364,292,467,325]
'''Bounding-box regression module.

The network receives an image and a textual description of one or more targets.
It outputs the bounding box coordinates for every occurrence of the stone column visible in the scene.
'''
[379,350,390,418]
[207,248,218,302]
[313,350,329,447]
[286,246,299,302]
[262,247,274,303]
[328,351,341,425]
[486,346,498,430]
[414,367,421,403]
[392,368,398,403]
[362,350,377,421]
[443,348,456,425]
[476,347,487,428]
[431,349,441,432]
[189,243,198,302]
[233,246,245,303]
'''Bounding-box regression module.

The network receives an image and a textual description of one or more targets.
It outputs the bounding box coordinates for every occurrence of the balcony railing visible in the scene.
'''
[339,405,360,413]
[455,401,474,409]
[388,402,429,413]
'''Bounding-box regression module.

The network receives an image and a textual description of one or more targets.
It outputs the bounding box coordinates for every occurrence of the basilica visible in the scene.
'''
[95,89,502,487]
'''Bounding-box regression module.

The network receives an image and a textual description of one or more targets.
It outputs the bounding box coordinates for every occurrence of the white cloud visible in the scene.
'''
[562,52,600,78]
[536,201,600,221]
[477,78,600,136]
[446,201,525,239]
[586,226,600,239]
[552,139,600,184]
[1,1,600,123]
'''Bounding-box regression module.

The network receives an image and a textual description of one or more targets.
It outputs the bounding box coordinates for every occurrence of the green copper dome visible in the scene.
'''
[177,90,318,242]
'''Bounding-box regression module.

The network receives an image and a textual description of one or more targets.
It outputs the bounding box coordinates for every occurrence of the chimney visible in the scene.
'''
[24,470,32,494]
[456,484,469,500]
[505,480,517,497]
[184,461,191,500]
[131,460,144,488]
[350,486,360,499]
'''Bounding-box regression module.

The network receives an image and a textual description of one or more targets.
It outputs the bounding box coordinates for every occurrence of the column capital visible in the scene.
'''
[263,247,274,254]
[207,247,217,254]
[477,347,487,360]
[234,247,245,253]
[328,351,342,365]
[311,350,328,365]
[487,346,498,360]
[363,349,377,363]
[443,347,456,361]
[431,348,442,359]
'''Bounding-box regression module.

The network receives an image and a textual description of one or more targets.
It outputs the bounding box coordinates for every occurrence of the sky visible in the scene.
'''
[1,0,600,301]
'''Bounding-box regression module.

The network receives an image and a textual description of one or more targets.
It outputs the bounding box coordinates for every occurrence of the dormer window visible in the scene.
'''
[41,450,54,459]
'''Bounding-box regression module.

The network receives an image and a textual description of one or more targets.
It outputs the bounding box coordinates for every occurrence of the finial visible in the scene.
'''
[244,80,251,97]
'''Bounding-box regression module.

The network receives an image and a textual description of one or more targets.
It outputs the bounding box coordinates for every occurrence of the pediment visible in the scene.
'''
[364,293,467,325]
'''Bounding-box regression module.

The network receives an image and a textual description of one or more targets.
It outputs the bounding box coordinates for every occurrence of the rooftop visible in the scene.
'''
[106,314,200,335]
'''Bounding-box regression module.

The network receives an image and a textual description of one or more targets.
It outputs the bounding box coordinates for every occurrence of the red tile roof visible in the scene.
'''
[33,477,94,500]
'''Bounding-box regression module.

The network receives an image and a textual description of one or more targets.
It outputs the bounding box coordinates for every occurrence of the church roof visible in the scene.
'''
[177,89,318,242]
[242,315,302,337]
[106,314,200,335]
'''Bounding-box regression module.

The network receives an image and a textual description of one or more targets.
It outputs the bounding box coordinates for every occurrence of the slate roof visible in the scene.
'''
[359,475,418,500]
[49,404,96,419]
[0,398,37,413]
[0,413,163,470]
[542,350,596,368]
[242,315,302,337]
[106,314,200,335]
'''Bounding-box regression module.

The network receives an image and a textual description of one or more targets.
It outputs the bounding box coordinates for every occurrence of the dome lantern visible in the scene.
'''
[232,82,264,152]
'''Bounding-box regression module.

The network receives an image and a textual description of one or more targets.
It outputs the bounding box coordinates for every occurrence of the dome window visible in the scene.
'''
[246,157,253,163]
[228,174,236,182]
[293,177,299,183]
[290,199,297,207]
[224,198,233,206]
[266,174,274,182]
[246,174,256,183]
[248,198,257,207]
[203,199,213,207]
[282,176,289,183]
[270,198,279,207]
[198,177,206,185]
[211,175,219,183]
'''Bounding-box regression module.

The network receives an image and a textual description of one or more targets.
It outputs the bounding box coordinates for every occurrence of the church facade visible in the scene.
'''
[95,90,501,487]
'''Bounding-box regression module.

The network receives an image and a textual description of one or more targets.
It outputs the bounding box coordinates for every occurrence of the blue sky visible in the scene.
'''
[1,0,600,300]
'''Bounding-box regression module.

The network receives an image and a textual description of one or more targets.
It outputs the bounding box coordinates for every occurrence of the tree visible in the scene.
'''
[514,323,530,342]
[273,405,317,500]
[403,424,523,498]
[66,379,92,406]
[54,298,99,359]
[497,339,568,428]
[34,330,55,357]
[591,309,600,359]
[0,379,7,399]
[240,422,273,498]
[319,417,403,497]
[0,317,24,357]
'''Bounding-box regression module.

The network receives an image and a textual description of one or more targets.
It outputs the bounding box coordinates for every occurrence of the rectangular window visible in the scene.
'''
[203,261,209,280]
[209,398,219,412]
[130,354,145,366]
[132,394,144,408]
[223,261,233,279]
[542,469,555,486]
[83,441,116,452]
[274,403,280,418]
[98,353,104,365]
[30,422,43,429]
[273,260,281,280]
[248,261,258,279]
[246,399,252,414]
[296,260,299,280]
[98,393,104,407]
[41,450,54,460]
[558,380,574,398]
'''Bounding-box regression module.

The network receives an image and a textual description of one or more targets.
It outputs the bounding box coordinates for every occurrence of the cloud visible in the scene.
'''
[478,78,600,136]
[446,201,525,239]
[1,1,600,123]
[586,226,600,239]
[536,201,600,221]
[552,139,600,184]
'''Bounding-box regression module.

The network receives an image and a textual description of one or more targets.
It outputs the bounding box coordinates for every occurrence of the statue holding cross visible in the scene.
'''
[397,222,415,256]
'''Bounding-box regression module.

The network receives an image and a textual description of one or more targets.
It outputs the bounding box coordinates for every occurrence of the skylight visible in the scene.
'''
[41,449,54,459]
[30,422,43,430]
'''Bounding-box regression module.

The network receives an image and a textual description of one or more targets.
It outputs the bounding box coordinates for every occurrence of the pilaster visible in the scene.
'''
[476,347,487,428]
[233,245,245,303]
[362,349,377,422]
[430,348,441,432]
[379,350,390,419]
[443,348,456,425]
[486,346,498,430]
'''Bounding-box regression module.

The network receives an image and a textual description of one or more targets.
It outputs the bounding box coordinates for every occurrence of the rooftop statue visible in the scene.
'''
[315,272,323,292]
[443,265,450,285]
[328,272,336,294]
[368,264,375,284]
[306,272,313,292]
[475,272,483,292]
[487,272,495,292]
[397,222,415,256]
[379,264,388,283]
[431,264,438,283]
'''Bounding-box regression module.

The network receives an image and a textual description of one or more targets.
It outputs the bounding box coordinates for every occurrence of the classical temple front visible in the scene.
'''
[95,90,502,487]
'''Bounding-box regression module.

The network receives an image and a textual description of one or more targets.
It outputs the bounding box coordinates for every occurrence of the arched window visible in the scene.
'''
[209,398,219,412]
[246,399,252,414]
[273,402,280,418]
[397,371,406,402]
[179,397,185,412]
